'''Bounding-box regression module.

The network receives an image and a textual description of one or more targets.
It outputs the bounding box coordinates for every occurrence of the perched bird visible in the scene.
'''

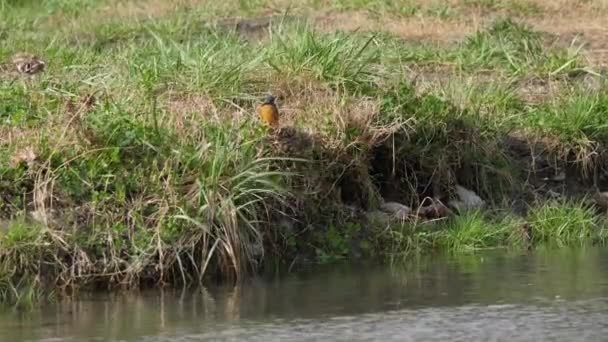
[258,95,279,128]
[12,53,46,75]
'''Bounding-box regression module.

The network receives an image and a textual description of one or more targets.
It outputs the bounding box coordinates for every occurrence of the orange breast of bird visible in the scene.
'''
[259,103,279,127]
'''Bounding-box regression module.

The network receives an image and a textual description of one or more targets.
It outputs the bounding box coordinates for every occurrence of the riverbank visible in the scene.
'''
[1,0,608,304]
[4,247,608,341]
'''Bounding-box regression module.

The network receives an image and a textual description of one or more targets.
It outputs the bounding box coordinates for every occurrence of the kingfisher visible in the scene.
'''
[258,95,279,128]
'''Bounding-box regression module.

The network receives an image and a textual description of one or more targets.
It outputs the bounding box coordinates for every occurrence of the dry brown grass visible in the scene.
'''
[532,16,608,67]
[101,0,201,18]
[312,1,608,66]
[315,11,482,44]
[516,78,569,104]
[28,0,608,68]
[513,1,607,67]
[40,0,218,32]
[526,0,608,13]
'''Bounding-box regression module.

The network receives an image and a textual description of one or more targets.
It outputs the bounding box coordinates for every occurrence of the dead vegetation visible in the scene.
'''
[315,11,482,44]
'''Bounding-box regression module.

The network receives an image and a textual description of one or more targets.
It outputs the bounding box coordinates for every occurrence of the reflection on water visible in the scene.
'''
[2,247,608,341]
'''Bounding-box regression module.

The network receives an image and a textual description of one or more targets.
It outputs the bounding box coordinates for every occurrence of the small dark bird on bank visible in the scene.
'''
[258,95,279,128]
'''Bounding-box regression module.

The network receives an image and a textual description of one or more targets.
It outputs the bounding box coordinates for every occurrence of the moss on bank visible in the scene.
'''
[1,0,608,305]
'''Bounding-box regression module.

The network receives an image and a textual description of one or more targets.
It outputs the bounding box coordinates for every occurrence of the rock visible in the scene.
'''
[543,170,566,182]
[448,185,485,212]
[379,201,412,220]
[593,192,608,211]
[551,171,566,182]
[365,210,391,226]
[447,200,461,212]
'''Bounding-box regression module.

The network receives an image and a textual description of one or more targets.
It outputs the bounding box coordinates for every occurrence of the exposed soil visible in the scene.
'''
[314,11,482,44]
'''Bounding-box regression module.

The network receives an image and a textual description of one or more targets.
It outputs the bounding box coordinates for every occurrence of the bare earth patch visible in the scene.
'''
[315,11,483,44]
[312,1,608,68]
[163,92,252,133]
[101,0,199,18]
[517,1,608,67]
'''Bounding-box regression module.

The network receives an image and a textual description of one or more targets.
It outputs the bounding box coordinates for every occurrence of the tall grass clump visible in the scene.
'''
[517,88,608,175]
[0,220,59,306]
[0,95,294,298]
[431,210,515,252]
[453,18,582,76]
[127,28,261,99]
[528,200,598,247]
[385,222,434,259]
[167,122,293,279]
[525,90,608,145]
[386,211,526,258]
[266,23,380,92]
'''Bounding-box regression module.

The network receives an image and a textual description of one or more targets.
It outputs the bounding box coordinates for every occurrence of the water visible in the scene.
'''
[3,247,608,341]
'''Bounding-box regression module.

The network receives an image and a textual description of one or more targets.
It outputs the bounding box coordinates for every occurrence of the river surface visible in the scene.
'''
[3,246,608,341]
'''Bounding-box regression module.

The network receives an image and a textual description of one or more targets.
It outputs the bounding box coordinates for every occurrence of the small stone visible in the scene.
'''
[593,192,608,211]
[365,210,391,226]
[544,171,566,182]
[449,185,485,211]
[551,172,566,182]
[379,201,412,220]
[447,200,462,211]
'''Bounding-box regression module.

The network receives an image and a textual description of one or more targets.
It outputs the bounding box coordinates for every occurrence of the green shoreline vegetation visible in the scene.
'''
[1,0,608,305]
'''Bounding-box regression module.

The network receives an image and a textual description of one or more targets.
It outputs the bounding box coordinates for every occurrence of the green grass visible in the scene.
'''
[266,24,380,92]
[431,211,517,252]
[332,0,422,17]
[451,19,583,76]
[1,0,607,304]
[527,90,608,143]
[387,203,606,258]
[528,200,599,247]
